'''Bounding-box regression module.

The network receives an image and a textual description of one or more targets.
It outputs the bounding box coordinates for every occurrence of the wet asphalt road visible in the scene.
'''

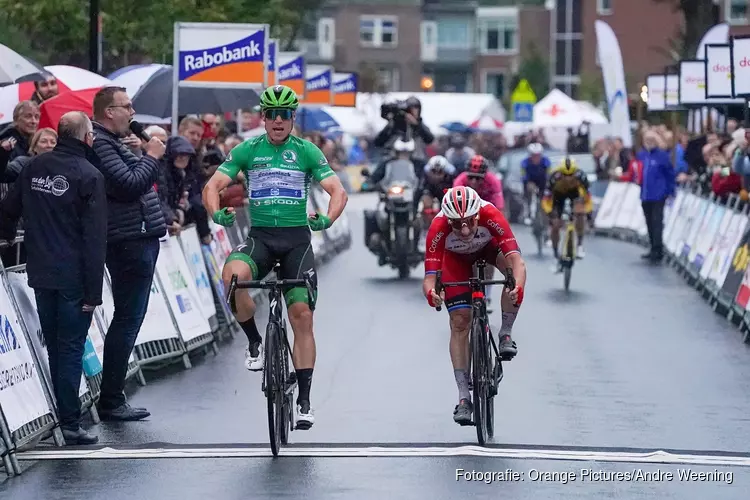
[4,193,750,498]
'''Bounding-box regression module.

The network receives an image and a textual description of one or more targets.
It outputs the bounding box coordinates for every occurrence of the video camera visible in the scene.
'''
[381,100,409,124]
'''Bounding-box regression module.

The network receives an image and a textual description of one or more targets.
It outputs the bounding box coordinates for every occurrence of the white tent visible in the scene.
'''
[356,92,506,137]
[533,89,607,128]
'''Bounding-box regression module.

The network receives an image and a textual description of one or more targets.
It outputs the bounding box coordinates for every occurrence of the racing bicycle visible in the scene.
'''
[559,198,577,291]
[434,260,515,446]
[226,264,316,457]
[529,189,546,256]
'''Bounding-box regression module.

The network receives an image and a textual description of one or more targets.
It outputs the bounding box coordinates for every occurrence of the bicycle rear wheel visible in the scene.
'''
[265,322,282,457]
[471,316,489,446]
[563,228,575,291]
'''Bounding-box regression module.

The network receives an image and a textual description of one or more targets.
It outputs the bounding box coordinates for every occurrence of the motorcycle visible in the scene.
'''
[362,160,424,279]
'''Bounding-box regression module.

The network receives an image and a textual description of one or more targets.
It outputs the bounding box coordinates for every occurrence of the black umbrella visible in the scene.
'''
[132,66,260,118]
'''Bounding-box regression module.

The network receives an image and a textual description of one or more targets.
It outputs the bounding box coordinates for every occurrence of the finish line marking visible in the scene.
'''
[17,445,750,467]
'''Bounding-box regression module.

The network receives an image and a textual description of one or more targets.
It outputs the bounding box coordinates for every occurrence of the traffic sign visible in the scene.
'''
[512,102,534,122]
[510,78,537,122]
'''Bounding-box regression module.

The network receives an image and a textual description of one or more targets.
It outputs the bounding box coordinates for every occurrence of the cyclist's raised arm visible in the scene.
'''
[202,142,247,215]
[307,142,348,224]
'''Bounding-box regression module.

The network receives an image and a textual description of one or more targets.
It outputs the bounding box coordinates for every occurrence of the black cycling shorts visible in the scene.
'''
[225,226,317,306]
[422,181,449,200]
[551,191,582,218]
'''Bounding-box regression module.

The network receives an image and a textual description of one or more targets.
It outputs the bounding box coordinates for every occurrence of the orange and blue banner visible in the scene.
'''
[277,51,306,99]
[267,39,278,85]
[333,72,358,107]
[175,22,268,87]
[302,65,333,105]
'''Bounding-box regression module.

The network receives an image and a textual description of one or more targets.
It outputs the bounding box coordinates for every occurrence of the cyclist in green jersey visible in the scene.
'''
[202,85,348,429]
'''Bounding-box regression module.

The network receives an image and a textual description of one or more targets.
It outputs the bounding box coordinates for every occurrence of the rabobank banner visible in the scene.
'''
[267,39,278,85]
[302,65,333,105]
[333,72,358,107]
[174,22,268,88]
[277,52,306,100]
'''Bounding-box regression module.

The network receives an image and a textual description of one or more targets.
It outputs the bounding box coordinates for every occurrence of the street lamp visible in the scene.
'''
[420,76,434,92]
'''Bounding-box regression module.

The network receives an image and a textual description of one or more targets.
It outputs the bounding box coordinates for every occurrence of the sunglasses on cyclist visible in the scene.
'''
[263,108,294,121]
[448,216,476,230]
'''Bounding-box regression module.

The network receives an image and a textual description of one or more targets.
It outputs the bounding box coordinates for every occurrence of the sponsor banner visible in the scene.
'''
[731,36,750,96]
[202,245,232,319]
[593,181,628,230]
[175,22,268,88]
[99,271,115,331]
[178,226,217,320]
[302,65,333,105]
[646,74,666,112]
[155,237,211,343]
[690,202,724,271]
[209,221,235,270]
[700,204,733,280]
[82,317,104,378]
[665,74,679,108]
[333,72,358,107]
[0,277,50,432]
[5,272,88,398]
[267,39,278,85]
[277,52,306,99]
[594,21,632,147]
[682,197,710,259]
[722,225,750,299]
[612,183,641,230]
[710,212,748,287]
[705,44,740,100]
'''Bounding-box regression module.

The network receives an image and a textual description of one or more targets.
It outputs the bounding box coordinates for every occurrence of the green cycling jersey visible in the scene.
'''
[217,134,336,227]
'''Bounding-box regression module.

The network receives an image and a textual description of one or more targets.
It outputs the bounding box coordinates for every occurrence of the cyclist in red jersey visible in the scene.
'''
[422,186,527,425]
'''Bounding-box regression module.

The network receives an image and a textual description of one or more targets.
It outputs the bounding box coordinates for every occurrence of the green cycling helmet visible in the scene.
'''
[260,85,299,110]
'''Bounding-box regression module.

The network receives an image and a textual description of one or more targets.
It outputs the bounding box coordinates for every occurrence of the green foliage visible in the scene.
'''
[505,42,549,108]
[0,0,324,72]
[578,72,604,105]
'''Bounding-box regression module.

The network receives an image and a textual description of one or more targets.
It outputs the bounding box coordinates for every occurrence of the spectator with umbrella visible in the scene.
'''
[29,72,60,105]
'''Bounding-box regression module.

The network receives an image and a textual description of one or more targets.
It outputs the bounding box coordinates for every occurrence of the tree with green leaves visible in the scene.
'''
[506,41,549,107]
[651,0,717,59]
[0,0,325,72]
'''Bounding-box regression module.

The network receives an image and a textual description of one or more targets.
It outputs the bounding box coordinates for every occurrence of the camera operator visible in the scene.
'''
[374,96,434,160]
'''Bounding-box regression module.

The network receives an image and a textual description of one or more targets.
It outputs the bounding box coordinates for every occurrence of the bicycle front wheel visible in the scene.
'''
[471,316,489,446]
[563,228,575,291]
[265,322,282,457]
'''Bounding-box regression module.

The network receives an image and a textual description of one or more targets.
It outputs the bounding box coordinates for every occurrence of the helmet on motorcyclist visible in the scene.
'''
[441,186,482,220]
[558,157,578,175]
[405,96,421,110]
[393,138,415,153]
[427,155,450,173]
[450,133,466,149]
[527,142,543,155]
[467,154,490,176]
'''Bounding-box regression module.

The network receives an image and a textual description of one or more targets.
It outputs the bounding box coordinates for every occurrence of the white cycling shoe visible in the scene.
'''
[577,245,586,259]
[244,343,264,371]
[296,402,315,430]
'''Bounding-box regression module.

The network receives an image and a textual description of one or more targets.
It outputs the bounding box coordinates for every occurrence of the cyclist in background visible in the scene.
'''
[420,155,456,226]
[521,142,551,225]
[202,85,348,429]
[541,157,591,272]
[422,186,526,425]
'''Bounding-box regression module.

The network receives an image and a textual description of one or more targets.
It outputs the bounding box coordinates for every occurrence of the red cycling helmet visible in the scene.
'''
[467,155,489,175]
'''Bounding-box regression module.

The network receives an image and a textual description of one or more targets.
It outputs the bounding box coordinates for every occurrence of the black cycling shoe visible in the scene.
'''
[499,334,517,360]
[453,398,473,426]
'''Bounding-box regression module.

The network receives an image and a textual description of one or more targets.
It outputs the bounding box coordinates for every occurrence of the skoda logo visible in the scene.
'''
[282,150,297,163]
[270,188,279,196]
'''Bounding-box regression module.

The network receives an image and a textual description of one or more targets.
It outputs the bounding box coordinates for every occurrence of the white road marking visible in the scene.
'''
[17,445,750,467]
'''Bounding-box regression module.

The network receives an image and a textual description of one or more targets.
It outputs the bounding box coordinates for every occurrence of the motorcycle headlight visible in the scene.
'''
[388,186,405,195]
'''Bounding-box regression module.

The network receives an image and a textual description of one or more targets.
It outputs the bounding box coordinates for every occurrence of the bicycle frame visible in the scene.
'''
[225,266,316,456]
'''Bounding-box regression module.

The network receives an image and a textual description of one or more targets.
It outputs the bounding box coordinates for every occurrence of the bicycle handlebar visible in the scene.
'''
[433,264,515,312]
[226,269,317,312]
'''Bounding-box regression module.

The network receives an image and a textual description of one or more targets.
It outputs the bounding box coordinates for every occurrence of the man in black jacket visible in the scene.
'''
[91,86,166,421]
[0,111,106,445]
[374,96,434,161]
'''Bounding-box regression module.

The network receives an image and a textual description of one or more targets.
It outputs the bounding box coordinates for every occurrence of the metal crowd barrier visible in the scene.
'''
[0,183,352,475]
[594,180,750,344]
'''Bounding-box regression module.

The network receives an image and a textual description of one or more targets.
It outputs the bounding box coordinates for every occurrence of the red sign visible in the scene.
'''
[543,104,566,116]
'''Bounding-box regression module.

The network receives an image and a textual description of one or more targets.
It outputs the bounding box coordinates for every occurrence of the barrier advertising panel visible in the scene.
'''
[704,44,740,100]
[730,35,750,97]
[178,226,217,319]
[134,278,180,346]
[0,278,49,432]
[646,74,666,112]
[155,237,211,342]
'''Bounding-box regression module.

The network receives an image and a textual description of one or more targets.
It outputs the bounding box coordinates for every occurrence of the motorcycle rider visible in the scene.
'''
[365,139,423,261]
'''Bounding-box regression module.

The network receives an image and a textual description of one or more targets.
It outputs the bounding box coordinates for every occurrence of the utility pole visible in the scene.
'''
[89,0,100,73]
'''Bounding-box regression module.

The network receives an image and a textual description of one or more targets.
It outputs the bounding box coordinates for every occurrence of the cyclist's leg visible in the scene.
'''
[488,246,519,359]
[278,228,317,426]
[443,251,474,423]
[573,197,587,257]
[549,196,564,259]
[222,232,273,370]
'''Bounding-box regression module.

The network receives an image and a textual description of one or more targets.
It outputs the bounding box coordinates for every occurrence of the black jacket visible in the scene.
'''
[91,122,166,243]
[156,136,201,225]
[0,138,107,305]
[374,120,434,160]
[0,125,30,172]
